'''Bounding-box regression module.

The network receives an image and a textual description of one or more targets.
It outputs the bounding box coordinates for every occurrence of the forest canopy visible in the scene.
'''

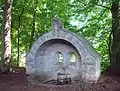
[1,0,118,72]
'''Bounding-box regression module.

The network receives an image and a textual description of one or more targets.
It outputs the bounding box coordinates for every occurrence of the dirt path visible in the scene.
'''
[0,68,120,91]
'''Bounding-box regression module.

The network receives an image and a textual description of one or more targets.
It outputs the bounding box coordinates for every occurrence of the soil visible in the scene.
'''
[0,67,120,91]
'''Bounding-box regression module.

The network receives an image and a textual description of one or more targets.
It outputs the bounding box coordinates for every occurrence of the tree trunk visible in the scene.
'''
[109,2,120,75]
[29,0,38,49]
[1,0,12,72]
[17,8,24,67]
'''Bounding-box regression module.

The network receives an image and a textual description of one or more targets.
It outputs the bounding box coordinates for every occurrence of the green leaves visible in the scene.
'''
[0,0,113,70]
[70,0,112,71]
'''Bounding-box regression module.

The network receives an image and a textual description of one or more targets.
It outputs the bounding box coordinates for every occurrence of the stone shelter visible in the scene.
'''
[26,18,101,85]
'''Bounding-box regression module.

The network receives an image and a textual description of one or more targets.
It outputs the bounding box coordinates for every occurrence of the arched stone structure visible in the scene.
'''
[26,18,101,84]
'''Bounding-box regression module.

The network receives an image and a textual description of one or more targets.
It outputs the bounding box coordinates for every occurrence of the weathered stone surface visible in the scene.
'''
[26,18,101,85]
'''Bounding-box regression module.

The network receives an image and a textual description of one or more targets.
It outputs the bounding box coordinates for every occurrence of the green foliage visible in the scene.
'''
[0,0,113,71]
[70,0,111,71]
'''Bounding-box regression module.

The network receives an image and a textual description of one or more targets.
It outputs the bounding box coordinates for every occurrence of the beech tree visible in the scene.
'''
[109,1,120,74]
[1,0,12,72]
[0,0,120,73]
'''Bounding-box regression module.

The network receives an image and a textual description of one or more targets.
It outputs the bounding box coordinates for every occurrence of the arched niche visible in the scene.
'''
[35,39,81,71]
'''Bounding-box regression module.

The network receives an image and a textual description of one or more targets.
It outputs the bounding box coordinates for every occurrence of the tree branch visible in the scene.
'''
[96,4,111,10]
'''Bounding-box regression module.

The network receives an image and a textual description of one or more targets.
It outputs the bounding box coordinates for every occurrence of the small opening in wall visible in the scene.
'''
[70,52,76,65]
[57,52,63,63]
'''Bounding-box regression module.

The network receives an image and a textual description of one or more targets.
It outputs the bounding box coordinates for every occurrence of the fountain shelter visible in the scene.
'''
[26,18,101,85]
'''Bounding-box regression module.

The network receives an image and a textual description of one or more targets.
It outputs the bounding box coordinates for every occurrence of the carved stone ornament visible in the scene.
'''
[52,18,61,31]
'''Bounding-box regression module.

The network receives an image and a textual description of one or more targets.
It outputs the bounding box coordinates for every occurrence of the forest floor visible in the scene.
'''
[0,68,120,91]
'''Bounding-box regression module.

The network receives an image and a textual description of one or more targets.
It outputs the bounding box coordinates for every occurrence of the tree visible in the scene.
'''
[10,0,73,67]
[17,7,24,67]
[0,0,116,72]
[71,0,111,71]
[0,0,4,66]
[29,0,38,49]
[72,0,120,74]
[1,0,12,72]
[109,1,120,75]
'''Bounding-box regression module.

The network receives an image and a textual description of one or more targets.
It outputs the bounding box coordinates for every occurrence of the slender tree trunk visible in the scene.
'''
[17,8,24,67]
[109,2,120,74]
[1,0,12,72]
[29,0,38,49]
